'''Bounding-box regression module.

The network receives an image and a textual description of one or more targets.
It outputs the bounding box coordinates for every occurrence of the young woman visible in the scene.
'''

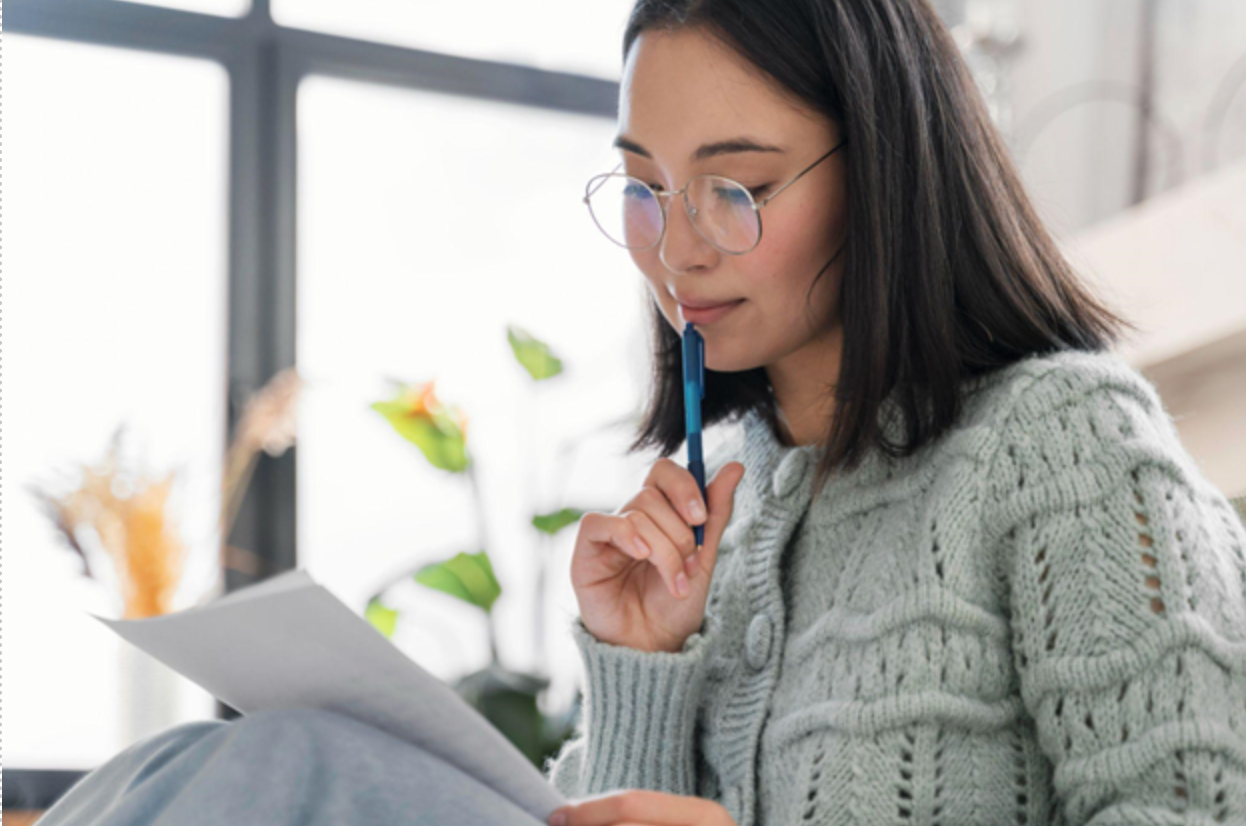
[542,1,1246,826]
[37,1,1246,825]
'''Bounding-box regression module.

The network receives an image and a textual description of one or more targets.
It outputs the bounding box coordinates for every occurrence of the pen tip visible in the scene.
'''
[696,544,702,552]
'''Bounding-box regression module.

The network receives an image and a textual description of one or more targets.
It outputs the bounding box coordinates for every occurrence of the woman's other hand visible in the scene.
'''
[547,789,737,826]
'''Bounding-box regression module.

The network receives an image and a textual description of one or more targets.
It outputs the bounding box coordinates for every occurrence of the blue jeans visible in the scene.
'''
[36,708,547,826]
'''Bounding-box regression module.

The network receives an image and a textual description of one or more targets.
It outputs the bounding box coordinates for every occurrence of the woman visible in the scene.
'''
[545,1,1245,825]
[38,1,1246,825]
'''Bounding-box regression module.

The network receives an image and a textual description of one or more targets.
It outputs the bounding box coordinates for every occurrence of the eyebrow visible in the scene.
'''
[612,134,786,161]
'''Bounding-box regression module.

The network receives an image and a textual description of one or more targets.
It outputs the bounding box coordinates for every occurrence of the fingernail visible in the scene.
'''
[549,812,566,826]
[676,572,690,597]
[689,499,705,522]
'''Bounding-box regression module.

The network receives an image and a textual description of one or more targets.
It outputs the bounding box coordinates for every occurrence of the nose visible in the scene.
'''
[658,191,718,272]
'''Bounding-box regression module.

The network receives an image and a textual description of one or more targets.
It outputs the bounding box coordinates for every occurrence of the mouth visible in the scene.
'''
[678,299,745,326]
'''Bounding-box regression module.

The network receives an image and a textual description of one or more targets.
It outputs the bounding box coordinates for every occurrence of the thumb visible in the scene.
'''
[692,461,745,570]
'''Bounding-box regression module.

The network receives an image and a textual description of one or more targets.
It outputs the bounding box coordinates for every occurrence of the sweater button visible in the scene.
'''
[772,451,810,500]
[745,612,773,670]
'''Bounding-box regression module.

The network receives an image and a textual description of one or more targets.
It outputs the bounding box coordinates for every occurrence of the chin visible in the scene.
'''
[704,343,769,375]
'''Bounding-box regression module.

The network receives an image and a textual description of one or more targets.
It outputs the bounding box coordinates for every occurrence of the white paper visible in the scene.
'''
[94,569,566,820]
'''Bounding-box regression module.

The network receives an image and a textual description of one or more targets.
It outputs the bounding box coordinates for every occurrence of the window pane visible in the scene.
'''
[297,76,659,713]
[6,34,228,767]
[274,0,634,80]
[107,0,251,17]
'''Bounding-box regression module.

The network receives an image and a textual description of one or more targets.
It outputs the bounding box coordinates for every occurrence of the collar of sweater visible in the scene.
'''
[729,368,1007,510]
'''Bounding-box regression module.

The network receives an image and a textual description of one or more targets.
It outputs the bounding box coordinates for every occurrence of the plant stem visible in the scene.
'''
[465,459,499,666]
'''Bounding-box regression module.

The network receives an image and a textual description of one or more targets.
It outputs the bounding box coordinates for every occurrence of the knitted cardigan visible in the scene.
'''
[542,348,1246,826]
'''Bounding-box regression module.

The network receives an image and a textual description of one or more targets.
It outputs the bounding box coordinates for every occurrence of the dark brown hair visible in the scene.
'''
[622,0,1138,499]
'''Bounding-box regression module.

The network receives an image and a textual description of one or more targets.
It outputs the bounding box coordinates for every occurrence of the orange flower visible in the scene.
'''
[399,380,440,417]
[398,380,469,438]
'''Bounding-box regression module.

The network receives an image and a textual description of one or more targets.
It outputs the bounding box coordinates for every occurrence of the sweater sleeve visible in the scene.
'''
[541,614,718,800]
[981,355,1246,826]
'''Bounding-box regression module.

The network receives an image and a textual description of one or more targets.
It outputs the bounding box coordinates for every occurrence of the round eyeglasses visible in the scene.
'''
[582,137,847,255]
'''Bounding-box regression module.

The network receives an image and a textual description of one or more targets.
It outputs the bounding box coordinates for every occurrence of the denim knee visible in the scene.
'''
[125,719,230,790]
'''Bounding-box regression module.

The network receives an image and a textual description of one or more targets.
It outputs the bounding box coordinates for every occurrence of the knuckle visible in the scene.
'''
[637,485,663,508]
[647,457,675,480]
[622,510,647,536]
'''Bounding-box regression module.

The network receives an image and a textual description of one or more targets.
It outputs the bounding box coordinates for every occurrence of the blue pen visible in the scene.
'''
[682,321,707,550]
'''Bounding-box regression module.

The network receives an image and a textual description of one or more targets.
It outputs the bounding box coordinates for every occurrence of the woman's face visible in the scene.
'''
[617,26,849,375]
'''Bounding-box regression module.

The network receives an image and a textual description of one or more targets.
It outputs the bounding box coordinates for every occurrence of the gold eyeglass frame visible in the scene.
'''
[582,136,848,255]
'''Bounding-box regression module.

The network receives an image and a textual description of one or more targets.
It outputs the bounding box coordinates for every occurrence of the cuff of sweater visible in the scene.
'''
[569,615,717,796]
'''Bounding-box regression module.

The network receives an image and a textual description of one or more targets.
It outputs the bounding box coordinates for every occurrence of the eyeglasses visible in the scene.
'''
[582,137,847,255]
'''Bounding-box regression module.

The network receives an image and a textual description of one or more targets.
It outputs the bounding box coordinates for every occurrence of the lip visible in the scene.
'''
[678,299,744,325]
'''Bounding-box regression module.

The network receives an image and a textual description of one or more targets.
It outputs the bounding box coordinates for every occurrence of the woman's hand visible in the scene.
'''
[548,789,737,826]
[570,458,746,654]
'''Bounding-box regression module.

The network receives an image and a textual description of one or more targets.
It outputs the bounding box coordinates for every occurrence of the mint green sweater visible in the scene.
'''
[542,348,1246,826]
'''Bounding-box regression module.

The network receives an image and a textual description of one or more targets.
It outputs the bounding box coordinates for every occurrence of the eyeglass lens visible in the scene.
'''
[585,175,760,254]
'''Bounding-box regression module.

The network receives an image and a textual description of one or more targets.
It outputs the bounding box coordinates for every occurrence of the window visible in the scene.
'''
[6,33,227,767]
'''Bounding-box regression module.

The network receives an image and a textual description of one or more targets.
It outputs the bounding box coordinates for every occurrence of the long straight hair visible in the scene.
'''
[622,0,1138,499]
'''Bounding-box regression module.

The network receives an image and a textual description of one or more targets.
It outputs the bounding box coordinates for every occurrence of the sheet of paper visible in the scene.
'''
[95,570,567,820]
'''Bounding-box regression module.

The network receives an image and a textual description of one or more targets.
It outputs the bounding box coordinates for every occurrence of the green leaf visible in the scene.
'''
[365,598,399,637]
[532,507,585,536]
[507,325,563,381]
[414,550,502,613]
[371,400,469,473]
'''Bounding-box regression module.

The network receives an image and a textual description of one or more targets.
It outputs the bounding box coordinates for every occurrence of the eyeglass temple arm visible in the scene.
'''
[757,138,848,207]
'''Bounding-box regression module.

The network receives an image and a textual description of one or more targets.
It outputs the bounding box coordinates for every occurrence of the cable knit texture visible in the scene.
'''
[542,348,1246,826]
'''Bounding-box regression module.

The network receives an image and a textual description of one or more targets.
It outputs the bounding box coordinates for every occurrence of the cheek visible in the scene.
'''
[747,211,825,291]
[633,259,679,321]
[749,205,843,317]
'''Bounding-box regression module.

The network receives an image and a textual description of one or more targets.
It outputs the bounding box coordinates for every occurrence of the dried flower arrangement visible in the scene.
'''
[29,367,305,618]
[29,426,187,619]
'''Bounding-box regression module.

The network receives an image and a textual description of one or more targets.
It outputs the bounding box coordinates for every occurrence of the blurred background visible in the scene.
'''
[4,0,1245,820]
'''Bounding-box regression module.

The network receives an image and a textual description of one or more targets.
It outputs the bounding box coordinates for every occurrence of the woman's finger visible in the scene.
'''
[623,508,691,599]
[578,513,651,564]
[645,457,711,532]
[635,484,700,558]
[576,512,685,599]
[552,789,728,826]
